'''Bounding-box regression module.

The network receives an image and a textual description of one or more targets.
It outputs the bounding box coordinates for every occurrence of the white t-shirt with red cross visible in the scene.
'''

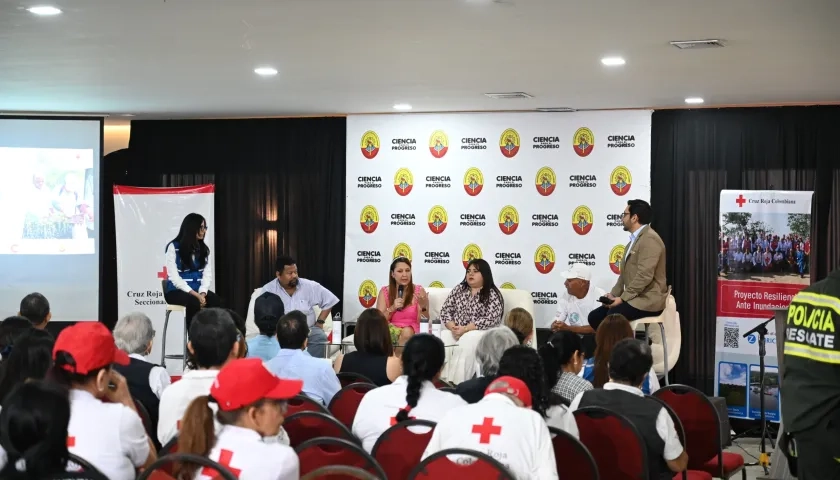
[198,425,298,480]
[67,389,150,480]
[352,375,468,453]
[422,393,558,480]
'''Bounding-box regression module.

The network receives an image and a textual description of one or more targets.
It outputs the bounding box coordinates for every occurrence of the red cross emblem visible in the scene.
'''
[67,436,76,447]
[736,194,746,207]
[471,417,502,444]
[201,449,241,478]
[157,266,168,279]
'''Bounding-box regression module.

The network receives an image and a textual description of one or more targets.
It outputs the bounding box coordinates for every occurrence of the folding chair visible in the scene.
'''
[66,453,108,480]
[295,437,387,479]
[283,411,357,447]
[136,453,237,480]
[408,448,516,479]
[547,426,599,480]
[574,406,648,479]
[337,371,376,387]
[648,395,714,480]
[301,465,380,480]
[287,394,331,416]
[371,419,436,480]
[329,382,377,428]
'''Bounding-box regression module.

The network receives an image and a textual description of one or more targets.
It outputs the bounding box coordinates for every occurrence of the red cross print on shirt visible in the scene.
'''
[736,194,746,207]
[201,449,242,478]
[67,436,76,447]
[471,417,502,444]
[157,266,168,280]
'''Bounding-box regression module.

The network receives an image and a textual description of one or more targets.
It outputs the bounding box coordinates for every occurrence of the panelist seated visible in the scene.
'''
[439,259,504,382]
[550,263,605,358]
[376,257,428,348]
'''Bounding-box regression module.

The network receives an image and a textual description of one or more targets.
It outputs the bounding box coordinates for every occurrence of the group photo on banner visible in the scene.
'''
[344,111,652,329]
[714,190,813,422]
[113,184,216,375]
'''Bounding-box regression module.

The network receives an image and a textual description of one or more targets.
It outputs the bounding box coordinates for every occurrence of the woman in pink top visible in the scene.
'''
[376,257,428,348]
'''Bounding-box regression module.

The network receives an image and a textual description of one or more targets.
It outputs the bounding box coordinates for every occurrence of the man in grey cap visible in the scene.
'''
[550,263,605,357]
[246,292,286,361]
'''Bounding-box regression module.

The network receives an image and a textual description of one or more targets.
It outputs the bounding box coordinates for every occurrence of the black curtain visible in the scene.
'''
[651,106,840,393]
[100,118,346,328]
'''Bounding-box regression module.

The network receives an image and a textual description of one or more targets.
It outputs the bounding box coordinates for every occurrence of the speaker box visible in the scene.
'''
[708,396,732,447]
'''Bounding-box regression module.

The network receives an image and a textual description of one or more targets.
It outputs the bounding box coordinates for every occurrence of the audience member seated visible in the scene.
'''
[352,334,466,453]
[550,263,605,358]
[0,329,54,406]
[266,311,341,406]
[498,345,578,438]
[439,259,504,382]
[0,317,33,361]
[18,292,51,330]
[112,312,171,448]
[247,292,284,362]
[50,322,156,480]
[582,314,660,394]
[504,307,534,346]
[422,376,558,480]
[175,358,300,480]
[539,331,593,405]
[455,326,519,404]
[333,308,401,386]
[158,308,240,445]
[570,339,688,479]
[226,308,250,360]
[376,257,428,348]
[0,381,78,479]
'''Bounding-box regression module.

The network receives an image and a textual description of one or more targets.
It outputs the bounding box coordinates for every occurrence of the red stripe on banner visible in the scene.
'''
[716,279,806,318]
[112,184,215,195]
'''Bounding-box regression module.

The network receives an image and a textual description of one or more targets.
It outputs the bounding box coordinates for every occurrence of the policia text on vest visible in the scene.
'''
[781,270,840,480]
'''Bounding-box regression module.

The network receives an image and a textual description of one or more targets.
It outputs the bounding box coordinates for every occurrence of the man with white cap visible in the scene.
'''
[550,263,605,357]
[421,376,558,479]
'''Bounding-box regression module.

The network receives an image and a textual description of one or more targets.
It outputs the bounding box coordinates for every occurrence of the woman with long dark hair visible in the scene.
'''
[582,313,660,394]
[0,329,54,406]
[333,308,401,386]
[175,358,300,480]
[164,213,220,331]
[538,330,592,405]
[376,257,429,348]
[0,381,72,479]
[438,258,504,382]
[352,334,466,453]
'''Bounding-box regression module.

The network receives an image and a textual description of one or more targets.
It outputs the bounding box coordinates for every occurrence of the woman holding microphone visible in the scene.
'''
[164,213,220,332]
[376,257,428,348]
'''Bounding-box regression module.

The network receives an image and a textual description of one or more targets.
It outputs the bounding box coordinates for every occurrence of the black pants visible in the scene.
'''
[588,302,663,332]
[164,290,220,333]
[792,413,840,480]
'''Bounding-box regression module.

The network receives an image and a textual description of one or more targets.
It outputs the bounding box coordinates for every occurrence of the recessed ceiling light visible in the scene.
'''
[685,97,704,104]
[254,67,278,76]
[393,104,412,111]
[601,56,625,66]
[27,5,62,15]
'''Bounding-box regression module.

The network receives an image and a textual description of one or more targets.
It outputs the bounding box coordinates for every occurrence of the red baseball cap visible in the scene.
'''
[485,376,532,407]
[53,322,130,374]
[211,358,304,412]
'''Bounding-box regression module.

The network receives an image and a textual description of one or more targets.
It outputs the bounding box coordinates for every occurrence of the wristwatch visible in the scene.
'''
[316,319,325,326]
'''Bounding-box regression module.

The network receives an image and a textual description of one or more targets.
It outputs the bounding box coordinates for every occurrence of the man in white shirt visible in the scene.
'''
[570,339,688,479]
[550,263,605,357]
[423,376,558,480]
[157,308,240,445]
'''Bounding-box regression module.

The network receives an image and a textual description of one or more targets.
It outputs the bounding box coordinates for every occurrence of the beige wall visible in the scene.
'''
[104,124,130,155]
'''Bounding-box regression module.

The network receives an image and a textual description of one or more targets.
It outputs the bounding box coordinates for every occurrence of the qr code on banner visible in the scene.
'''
[724,326,739,348]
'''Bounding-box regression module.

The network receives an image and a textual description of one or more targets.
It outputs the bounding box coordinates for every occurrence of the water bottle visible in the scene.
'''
[332,312,342,343]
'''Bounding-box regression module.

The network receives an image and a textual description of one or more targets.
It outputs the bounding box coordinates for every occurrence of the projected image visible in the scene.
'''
[0,147,94,254]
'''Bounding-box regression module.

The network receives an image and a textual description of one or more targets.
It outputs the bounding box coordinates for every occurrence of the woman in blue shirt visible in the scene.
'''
[163,213,220,332]
[581,314,660,395]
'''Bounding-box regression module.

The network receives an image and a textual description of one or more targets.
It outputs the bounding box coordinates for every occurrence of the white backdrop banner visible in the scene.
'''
[344,112,652,326]
[114,184,215,374]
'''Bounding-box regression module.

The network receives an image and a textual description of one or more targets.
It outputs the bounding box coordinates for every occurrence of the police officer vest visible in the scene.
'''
[782,271,840,432]
[164,241,205,292]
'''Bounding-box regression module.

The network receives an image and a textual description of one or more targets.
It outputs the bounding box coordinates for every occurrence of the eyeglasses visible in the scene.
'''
[200,224,208,231]
[620,212,630,218]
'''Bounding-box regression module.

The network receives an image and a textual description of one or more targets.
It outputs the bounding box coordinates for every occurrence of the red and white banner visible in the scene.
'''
[714,190,812,422]
[114,185,215,375]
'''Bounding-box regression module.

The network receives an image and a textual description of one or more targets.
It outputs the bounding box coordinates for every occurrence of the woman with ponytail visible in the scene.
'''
[352,333,467,453]
[175,358,301,480]
[0,381,73,480]
[538,330,592,405]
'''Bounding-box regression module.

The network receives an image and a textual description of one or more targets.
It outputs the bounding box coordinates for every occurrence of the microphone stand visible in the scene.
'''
[731,316,777,475]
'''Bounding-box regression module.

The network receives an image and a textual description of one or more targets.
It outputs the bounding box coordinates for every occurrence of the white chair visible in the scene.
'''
[244,288,337,357]
[630,287,680,385]
[159,281,187,372]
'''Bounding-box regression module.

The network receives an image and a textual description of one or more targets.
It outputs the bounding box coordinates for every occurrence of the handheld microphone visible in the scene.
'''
[397,285,405,311]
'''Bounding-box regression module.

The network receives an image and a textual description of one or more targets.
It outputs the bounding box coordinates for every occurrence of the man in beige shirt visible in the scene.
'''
[588,199,667,331]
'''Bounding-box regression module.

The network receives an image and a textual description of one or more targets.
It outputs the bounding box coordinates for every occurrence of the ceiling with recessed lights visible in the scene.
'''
[1,0,839,120]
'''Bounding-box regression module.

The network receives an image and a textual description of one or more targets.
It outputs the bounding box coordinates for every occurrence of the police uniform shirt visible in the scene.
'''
[199,425,298,480]
[422,393,558,480]
[352,376,467,453]
[552,285,606,328]
[67,389,150,480]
